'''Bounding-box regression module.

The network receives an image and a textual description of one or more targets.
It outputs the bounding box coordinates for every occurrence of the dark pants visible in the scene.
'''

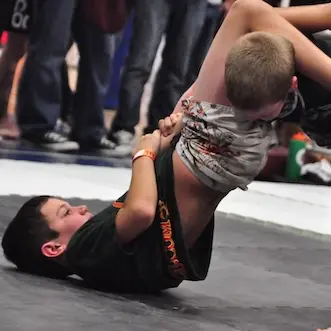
[17,0,112,142]
[111,0,207,135]
[185,4,222,88]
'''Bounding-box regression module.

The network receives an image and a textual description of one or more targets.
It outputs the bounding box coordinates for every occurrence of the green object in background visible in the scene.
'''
[286,132,308,181]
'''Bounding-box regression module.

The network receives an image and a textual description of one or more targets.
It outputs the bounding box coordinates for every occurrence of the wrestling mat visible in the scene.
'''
[0,195,330,331]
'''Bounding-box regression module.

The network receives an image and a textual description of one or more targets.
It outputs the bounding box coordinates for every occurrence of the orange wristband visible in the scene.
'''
[132,149,156,163]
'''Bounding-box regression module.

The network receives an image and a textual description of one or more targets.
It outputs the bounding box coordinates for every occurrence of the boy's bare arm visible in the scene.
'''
[193,0,331,105]
[115,131,161,245]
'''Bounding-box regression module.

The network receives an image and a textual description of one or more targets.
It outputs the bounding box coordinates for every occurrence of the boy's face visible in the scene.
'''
[40,198,93,258]
[244,100,285,121]
[240,76,298,122]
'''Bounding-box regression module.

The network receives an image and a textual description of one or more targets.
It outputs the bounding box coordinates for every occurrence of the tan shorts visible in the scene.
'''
[175,98,275,192]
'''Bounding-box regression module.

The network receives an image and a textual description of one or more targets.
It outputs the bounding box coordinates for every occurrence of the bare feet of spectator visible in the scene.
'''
[317,328,331,331]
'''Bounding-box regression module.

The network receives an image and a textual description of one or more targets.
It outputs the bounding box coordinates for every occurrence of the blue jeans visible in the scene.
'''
[111,0,207,135]
[17,0,112,142]
[186,4,222,88]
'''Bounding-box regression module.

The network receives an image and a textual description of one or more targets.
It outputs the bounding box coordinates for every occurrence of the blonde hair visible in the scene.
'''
[224,31,295,110]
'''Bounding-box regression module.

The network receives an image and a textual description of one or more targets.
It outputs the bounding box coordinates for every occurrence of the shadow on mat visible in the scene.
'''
[1,265,330,331]
[2,264,228,312]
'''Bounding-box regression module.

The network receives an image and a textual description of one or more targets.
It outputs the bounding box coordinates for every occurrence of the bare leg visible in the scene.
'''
[224,0,331,32]
[0,32,26,118]
[172,83,195,114]
[0,32,26,138]
[275,3,331,32]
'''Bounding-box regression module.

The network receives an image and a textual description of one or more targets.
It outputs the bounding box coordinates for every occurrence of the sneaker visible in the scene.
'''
[97,136,116,149]
[79,136,117,155]
[108,130,135,157]
[23,131,79,152]
[54,118,72,137]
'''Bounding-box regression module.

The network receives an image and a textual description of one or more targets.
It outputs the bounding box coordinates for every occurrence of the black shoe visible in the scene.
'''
[22,131,79,152]
[79,136,116,154]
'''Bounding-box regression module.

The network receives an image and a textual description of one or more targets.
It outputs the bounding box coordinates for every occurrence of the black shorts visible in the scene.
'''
[155,147,215,285]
